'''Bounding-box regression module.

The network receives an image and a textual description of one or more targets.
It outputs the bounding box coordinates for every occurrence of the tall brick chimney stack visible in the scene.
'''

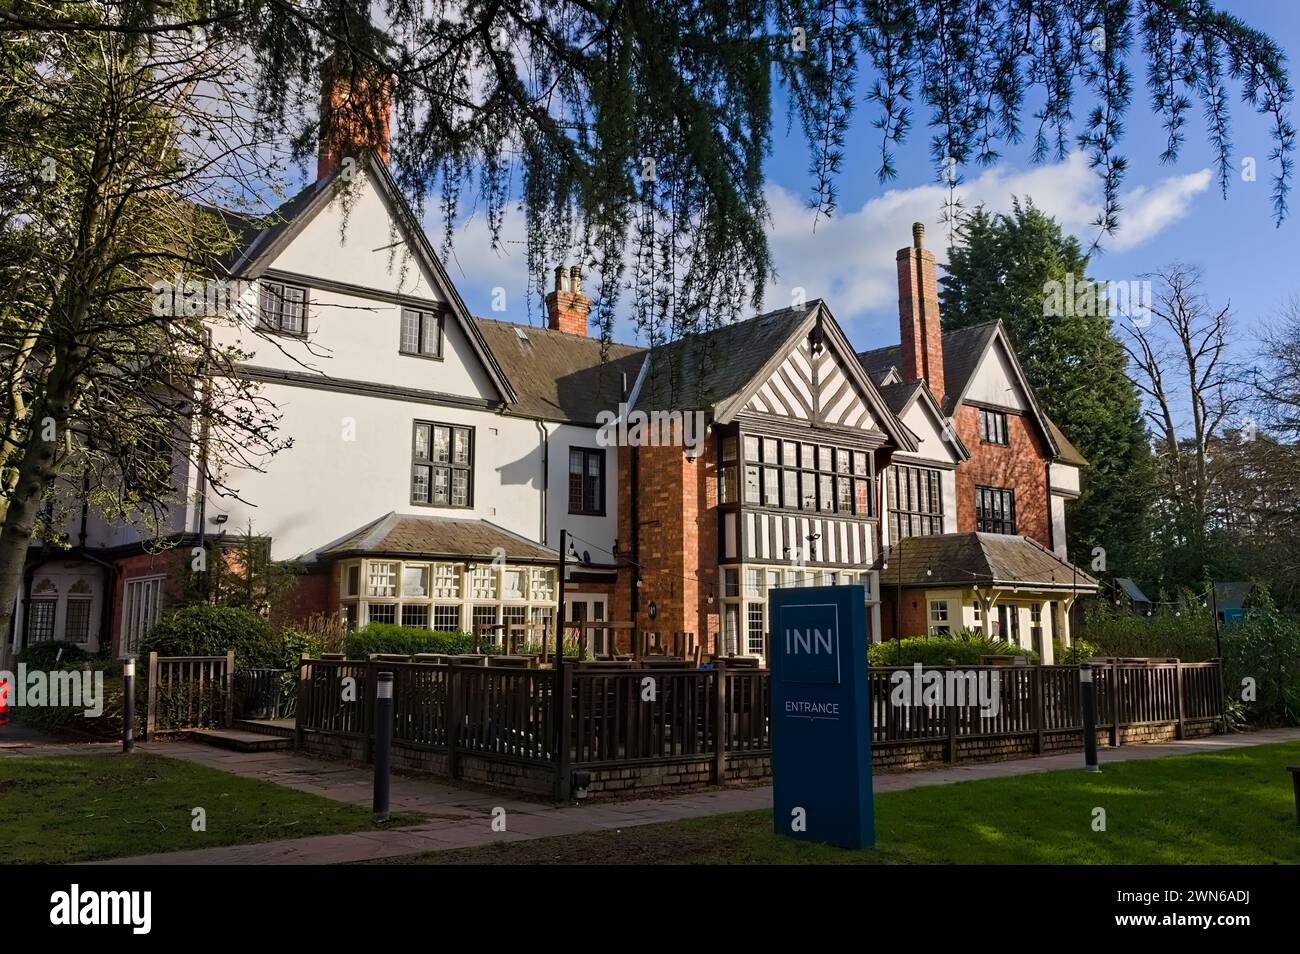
[546,264,591,336]
[896,221,945,405]
[317,50,393,181]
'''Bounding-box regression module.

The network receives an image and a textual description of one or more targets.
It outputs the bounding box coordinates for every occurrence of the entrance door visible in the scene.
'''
[565,595,608,654]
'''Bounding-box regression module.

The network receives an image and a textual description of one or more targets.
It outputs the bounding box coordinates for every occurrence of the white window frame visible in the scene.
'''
[120,575,165,658]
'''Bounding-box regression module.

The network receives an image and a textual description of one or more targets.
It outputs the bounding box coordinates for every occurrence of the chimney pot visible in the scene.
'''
[545,261,591,336]
[913,222,925,249]
[570,265,582,295]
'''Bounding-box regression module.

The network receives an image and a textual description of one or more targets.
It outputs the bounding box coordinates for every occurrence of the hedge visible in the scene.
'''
[344,624,474,659]
[869,631,1037,667]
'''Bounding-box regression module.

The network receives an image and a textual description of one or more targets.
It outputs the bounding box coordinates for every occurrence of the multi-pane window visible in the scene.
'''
[727,434,872,515]
[399,308,442,357]
[120,576,164,656]
[367,562,397,598]
[27,599,55,642]
[65,597,92,643]
[433,605,462,632]
[472,604,498,633]
[746,602,765,655]
[887,464,945,540]
[401,604,429,628]
[979,408,1009,445]
[412,422,472,508]
[928,599,951,635]
[368,604,397,625]
[568,448,605,515]
[975,485,1016,534]
[258,280,307,335]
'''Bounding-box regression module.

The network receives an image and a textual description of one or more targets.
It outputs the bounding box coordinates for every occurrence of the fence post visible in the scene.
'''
[1109,660,1120,748]
[1174,660,1185,740]
[294,657,307,750]
[224,650,235,728]
[1033,664,1044,754]
[712,659,728,785]
[1214,657,1226,733]
[556,662,574,798]
[145,652,158,741]
[945,673,959,764]
[446,661,461,780]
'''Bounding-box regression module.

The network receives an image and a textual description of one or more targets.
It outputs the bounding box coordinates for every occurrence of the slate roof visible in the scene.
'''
[874,532,1099,590]
[632,303,816,413]
[1116,577,1151,603]
[1045,417,1088,467]
[857,321,1000,415]
[472,318,645,424]
[876,380,926,416]
[321,512,557,562]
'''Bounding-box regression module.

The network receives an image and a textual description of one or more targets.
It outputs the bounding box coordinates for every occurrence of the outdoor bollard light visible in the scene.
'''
[572,770,592,799]
[373,671,394,823]
[122,657,135,754]
[1080,664,1100,773]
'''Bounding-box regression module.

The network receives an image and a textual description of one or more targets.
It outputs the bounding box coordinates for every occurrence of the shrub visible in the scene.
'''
[870,630,1037,667]
[16,640,90,670]
[140,604,282,668]
[1058,638,1102,664]
[1219,590,1300,726]
[344,624,474,659]
[1077,600,1217,660]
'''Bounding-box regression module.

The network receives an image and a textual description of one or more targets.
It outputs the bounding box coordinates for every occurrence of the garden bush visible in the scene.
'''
[344,624,474,658]
[1077,601,1217,660]
[140,604,283,668]
[16,640,90,670]
[1219,590,1300,726]
[869,630,1037,667]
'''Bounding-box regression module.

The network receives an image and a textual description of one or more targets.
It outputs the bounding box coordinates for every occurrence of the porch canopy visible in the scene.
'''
[873,532,1100,592]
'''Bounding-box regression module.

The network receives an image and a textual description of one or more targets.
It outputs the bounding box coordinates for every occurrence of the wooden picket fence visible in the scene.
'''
[291,656,1223,796]
[145,651,235,737]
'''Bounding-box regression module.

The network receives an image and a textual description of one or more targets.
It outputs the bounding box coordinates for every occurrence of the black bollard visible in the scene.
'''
[1080,663,1100,773]
[1288,766,1300,826]
[122,657,136,754]
[373,671,394,822]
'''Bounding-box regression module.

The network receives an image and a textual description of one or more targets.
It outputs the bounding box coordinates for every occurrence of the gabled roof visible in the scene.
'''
[321,512,557,562]
[631,300,918,452]
[1045,416,1088,467]
[472,317,645,424]
[874,532,1099,590]
[632,304,813,414]
[1116,578,1151,603]
[877,380,971,461]
[858,320,1075,464]
[214,155,517,406]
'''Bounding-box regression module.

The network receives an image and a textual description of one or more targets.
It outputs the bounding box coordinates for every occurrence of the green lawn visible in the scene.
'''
[402,741,1300,865]
[0,753,415,863]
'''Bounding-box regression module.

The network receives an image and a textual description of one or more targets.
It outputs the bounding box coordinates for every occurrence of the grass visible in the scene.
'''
[396,740,1300,865]
[0,752,417,863]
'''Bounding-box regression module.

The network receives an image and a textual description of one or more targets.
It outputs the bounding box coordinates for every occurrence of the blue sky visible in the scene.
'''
[437,2,1298,359]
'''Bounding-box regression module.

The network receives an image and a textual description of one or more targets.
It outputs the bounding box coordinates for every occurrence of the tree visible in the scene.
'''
[939,201,1157,579]
[0,6,290,643]
[1122,263,1244,587]
[2,0,1293,341]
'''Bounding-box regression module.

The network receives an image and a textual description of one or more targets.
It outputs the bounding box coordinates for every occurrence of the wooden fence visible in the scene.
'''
[145,652,234,737]
[292,657,1223,797]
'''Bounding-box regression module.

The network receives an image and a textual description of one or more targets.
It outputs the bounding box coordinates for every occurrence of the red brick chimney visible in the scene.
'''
[546,265,591,336]
[317,50,393,181]
[896,222,945,404]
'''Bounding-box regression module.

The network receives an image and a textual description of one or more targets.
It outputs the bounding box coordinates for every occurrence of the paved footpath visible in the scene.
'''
[5,726,1284,865]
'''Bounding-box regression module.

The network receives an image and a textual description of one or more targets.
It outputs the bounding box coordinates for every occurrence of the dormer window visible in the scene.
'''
[259,281,307,336]
[400,308,443,358]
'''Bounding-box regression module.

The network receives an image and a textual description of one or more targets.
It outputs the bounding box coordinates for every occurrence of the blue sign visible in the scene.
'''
[769,584,874,849]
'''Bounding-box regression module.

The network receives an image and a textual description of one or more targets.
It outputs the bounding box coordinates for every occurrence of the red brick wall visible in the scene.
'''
[897,226,945,405]
[110,550,190,656]
[953,404,1051,546]
[879,591,929,641]
[271,570,332,628]
[613,436,721,653]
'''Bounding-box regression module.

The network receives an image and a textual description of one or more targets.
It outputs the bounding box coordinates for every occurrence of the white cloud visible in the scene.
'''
[764,150,1212,341]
